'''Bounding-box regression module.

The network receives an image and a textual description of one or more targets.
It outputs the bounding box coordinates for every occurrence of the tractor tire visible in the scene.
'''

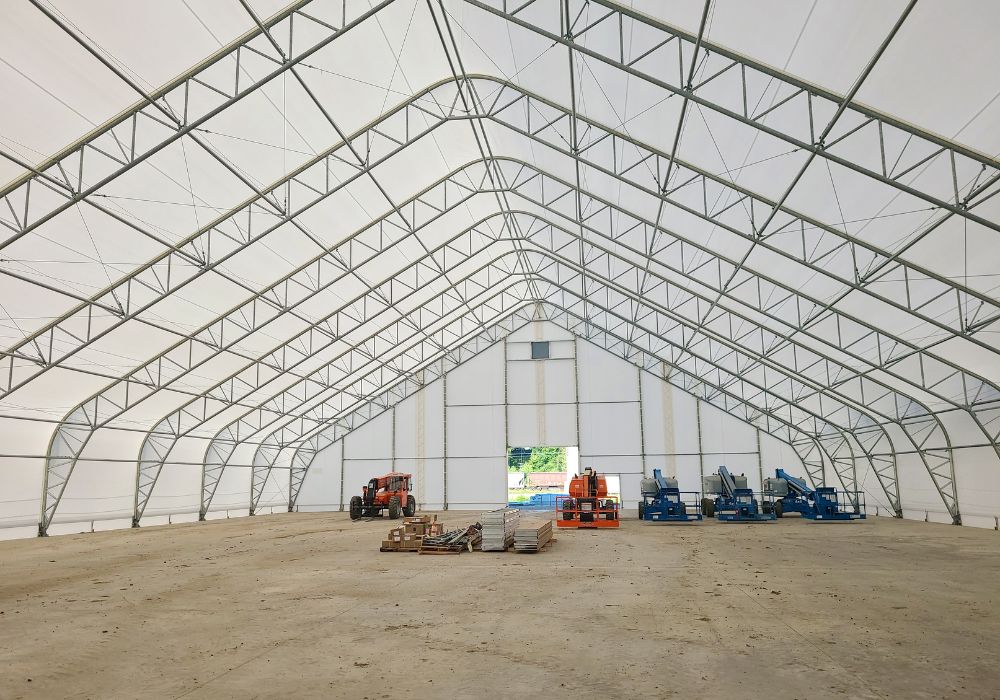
[388,496,402,520]
[404,495,416,517]
[701,498,715,518]
[774,500,784,518]
[638,502,645,520]
[349,496,363,520]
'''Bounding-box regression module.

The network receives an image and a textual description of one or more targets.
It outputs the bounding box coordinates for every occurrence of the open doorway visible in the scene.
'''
[507,446,579,508]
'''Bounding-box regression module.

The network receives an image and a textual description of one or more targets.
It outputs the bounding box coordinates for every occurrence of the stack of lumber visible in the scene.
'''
[513,518,554,553]
[380,515,444,552]
[419,523,483,554]
[481,508,521,551]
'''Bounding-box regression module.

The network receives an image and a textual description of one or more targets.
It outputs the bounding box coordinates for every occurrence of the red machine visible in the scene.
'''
[556,468,620,528]
[350,472,416,520]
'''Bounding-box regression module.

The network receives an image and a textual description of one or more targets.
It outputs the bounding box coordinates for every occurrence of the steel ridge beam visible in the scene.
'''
[9,75,998,447]
[463,0,1000,237]
[273,294,886,516]
[423,0,544,305]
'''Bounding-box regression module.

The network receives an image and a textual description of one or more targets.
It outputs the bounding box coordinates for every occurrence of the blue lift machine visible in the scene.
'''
[639,469,702,522]
[763,469,866,520]
[701,466,775,522]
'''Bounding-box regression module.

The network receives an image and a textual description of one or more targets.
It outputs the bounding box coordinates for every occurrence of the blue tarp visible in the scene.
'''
[508,493,568,510]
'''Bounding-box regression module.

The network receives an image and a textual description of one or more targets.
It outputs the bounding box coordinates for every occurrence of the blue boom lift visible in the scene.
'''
[763,469,866,521]
[701,466,775,522]
[638,469,702,522]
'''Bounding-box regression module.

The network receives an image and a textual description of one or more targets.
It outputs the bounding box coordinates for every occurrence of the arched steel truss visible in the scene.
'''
[266,299,869,516]
[1,1,996,534]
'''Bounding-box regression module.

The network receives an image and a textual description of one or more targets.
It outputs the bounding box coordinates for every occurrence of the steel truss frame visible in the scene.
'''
[469,0,1000,244]
[226,248,899,516]
[8,0,997,532]
[0,0,392,247]
[270,297,870,517]
[195,233,877,518]
[21,76,1000,463]
[131,229,891,526]
[7,84,998,411]
[43,148,979,529]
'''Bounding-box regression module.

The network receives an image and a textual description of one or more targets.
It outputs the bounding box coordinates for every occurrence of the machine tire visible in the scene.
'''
[774,500,784,518]
[701,498,715,518]
[404,495,416,517]
[638,502,645,520]
[562,499,575,520]
[349,496,363,520]
[388,496,402,520]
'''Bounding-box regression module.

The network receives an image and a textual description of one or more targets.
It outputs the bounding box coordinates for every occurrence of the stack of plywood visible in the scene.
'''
[513,518,554,553]
[481,508,521,551]
[380,515,444,552]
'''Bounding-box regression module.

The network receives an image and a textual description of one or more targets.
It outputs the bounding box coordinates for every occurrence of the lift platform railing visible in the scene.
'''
[714,490,777,522]
[640,491,703,521]
[555,494,620,528]
[812,488,867,520]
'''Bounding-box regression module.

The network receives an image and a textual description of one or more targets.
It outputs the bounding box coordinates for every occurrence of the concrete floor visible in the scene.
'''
[1,513,998,700]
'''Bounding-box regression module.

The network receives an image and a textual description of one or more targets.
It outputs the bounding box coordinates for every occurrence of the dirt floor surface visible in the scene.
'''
[1,512,998,699]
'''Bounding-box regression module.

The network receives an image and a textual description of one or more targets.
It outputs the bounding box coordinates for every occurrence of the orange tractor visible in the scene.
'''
[556,467,620,528]
[349,472,416,520]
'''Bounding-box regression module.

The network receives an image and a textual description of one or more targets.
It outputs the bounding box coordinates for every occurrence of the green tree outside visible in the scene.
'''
[507,446,567,472]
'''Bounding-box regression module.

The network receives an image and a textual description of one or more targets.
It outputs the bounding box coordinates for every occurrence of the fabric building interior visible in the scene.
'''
[1,1,999,698]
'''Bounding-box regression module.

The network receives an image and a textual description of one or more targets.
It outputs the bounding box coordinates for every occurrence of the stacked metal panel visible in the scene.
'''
[513,518,554,552]
[481,508,521,551]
